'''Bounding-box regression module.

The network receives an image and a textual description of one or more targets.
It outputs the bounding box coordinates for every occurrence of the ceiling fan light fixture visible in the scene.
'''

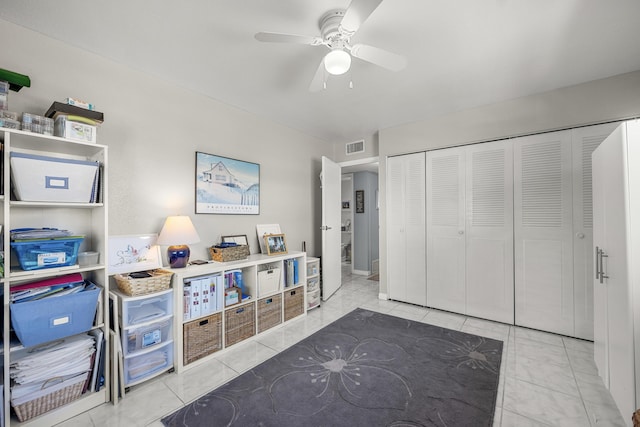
[324,49,351,75]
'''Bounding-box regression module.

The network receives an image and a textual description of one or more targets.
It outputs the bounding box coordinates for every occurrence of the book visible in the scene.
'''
[189,279,202,319]
[45,101,104,123]
[88,329,104,392]
[183,285,191,321]
[200,278,211,315]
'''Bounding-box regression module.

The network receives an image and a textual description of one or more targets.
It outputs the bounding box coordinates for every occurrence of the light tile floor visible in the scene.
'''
[57,268,627,427]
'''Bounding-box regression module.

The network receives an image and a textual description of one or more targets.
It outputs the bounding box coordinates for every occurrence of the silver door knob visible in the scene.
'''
[576,232,585,239]
[458,230,464,235]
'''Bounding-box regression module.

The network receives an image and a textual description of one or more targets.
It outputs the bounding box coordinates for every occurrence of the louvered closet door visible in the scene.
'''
[386,153,426,305]
[404,154,427,306]
[466,141,514,324]
[514,130,574,336]
[571,122,619,340]
[387,155,408,302]
[426,148,466,313]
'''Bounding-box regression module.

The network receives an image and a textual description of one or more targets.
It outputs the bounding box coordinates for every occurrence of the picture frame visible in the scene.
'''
[356,190,365,213]
[264,233,288,255]
[195,151,260,215]
[108,234,162,275]
[221,234,249,246]
[256,223,282,254]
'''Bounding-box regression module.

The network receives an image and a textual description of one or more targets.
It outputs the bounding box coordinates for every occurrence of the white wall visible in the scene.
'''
[1,20,330,262]
[378,70,640,295]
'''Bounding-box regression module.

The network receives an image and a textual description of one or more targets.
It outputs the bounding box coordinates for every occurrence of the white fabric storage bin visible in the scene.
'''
[257,268,281,297]
[10,152,99,202]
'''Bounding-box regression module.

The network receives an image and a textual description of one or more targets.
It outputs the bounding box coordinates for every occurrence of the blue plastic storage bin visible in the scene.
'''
[10,237,84,270]
[11,286,101,347]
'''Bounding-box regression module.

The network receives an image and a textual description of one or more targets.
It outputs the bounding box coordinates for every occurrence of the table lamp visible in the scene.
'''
[157,215,200,268]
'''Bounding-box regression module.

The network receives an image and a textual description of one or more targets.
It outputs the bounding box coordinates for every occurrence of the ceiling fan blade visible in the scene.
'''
[350,43,407,71]
[309,60,326,92]
[254,32,322,45]
[340,0,384,34]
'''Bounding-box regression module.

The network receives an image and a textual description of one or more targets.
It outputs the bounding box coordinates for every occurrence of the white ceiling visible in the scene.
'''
[2,0,640,143]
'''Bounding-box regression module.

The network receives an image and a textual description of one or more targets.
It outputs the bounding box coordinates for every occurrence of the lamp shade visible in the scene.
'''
[157,215,200,246]
[324,49,351,75]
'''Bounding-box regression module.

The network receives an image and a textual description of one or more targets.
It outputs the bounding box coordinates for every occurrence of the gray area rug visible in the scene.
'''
[162,308,503,427]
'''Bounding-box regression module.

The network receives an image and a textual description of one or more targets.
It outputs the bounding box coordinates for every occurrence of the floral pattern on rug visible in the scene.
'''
[163,308,503,427]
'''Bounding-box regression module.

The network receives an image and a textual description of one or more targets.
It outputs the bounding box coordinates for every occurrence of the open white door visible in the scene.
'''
[321,156,342,301]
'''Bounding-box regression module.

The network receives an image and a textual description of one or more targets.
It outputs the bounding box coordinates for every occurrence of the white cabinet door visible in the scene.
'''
[466,141,514,324]
[386,153,426,305]
[592,134,609,386]
[514,130,575,336]
[593,122,638,422]
[426,148,466,313]
[571,122,619,340]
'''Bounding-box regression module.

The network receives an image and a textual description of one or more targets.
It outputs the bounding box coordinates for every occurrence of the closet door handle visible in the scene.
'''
[600,250,609,283]
[595,246,601,280]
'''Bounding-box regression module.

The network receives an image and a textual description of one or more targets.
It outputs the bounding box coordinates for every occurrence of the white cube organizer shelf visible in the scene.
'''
[170,251,308,372]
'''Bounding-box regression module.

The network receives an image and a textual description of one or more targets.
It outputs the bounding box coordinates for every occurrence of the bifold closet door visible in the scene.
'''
[426,142,514,323]
[465,141,514,324]
[426,148,466,313]
[386,153,426,305]
[514,130,574,336]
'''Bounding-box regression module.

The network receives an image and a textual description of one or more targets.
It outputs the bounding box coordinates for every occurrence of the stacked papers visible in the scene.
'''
[10,228,74,240]
[10,334,95,397]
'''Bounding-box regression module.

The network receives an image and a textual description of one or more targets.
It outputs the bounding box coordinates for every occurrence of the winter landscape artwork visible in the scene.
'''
[195,152,260,214]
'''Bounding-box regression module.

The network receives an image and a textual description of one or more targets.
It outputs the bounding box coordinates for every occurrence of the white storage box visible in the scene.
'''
[10,152,99,202]
[258,268,281,297]
[120,289,173,327]
[54,115,97,143]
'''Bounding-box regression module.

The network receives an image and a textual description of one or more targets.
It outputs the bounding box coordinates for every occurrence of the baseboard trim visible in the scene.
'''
[353,269,370,276]
[378,293,388,300]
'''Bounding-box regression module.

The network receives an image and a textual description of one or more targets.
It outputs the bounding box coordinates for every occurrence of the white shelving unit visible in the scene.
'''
[306,257,320,310]
[169,251,307,373]
[1,128,109,426]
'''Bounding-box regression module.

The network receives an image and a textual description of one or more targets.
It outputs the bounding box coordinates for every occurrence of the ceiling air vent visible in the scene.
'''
[346,140,365,155]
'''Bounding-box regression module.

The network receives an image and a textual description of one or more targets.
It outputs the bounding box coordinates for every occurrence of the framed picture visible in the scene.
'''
[221,234,249,246]
[356,190,365,213]
[108,234,162,275]
[195,151,260,215]
[264,233,287,255]
[256,223,282,254]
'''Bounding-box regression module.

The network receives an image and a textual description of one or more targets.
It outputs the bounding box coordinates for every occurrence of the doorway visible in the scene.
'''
[340,158,380,280]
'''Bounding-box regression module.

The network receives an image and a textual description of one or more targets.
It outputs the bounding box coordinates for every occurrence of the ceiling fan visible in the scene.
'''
[254,0,407,91]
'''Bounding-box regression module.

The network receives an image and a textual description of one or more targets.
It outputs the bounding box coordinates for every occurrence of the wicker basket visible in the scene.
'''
[209,245,250,262]
[257,294,282,333]
[225,303,255,347]
[284,288,305,322]
[183,312,222,365]
[12,374,87,422]
[114,269,173,296]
